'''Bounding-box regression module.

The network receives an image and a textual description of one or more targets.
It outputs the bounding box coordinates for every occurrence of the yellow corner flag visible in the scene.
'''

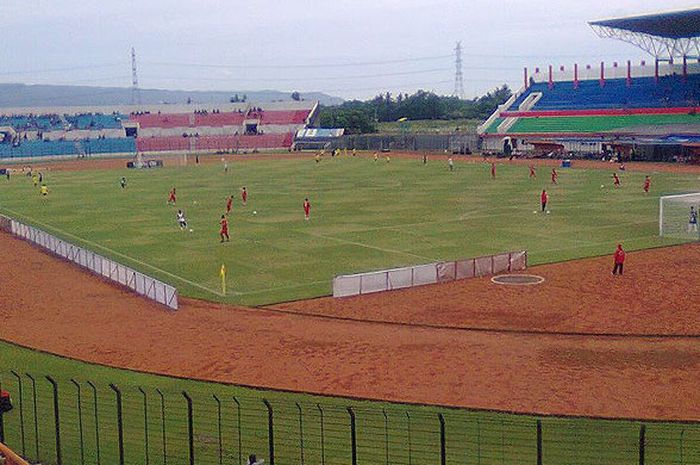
[220,264,227,295]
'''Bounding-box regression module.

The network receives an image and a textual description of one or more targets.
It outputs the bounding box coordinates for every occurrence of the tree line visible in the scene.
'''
[318,85,512,134]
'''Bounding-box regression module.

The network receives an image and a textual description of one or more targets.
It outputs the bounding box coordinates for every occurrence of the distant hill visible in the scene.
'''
[0,83,344,107]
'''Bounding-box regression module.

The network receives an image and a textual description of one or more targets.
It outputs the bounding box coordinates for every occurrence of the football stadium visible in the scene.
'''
[1,5,700,465]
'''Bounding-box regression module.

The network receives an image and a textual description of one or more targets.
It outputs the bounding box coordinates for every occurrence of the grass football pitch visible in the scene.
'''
[0,155,696,305]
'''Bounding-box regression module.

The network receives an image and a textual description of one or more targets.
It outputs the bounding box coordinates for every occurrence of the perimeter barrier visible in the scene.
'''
[333,251,527,298]
[0,215,178,310]
[0,372,698,465]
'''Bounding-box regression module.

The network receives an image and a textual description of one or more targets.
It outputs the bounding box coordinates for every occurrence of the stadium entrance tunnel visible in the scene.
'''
[491,274,544,285]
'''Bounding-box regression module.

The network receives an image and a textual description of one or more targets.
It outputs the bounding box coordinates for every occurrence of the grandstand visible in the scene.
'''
[0,101,317,160]
[479,8,700,161]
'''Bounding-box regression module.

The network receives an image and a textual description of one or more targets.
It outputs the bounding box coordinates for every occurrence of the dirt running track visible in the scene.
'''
[1,231,700,421]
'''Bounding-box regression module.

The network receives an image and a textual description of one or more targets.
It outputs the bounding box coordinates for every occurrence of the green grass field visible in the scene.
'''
[377,119,481,134]
[0,156,695,305]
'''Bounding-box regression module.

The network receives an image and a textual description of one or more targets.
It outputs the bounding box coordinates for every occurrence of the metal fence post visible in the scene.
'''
[317,404,325,465]
[86,381,101,465]
[639,424,646,465]
[296,402,305,465]
[155,389,166,465]
[233,396,242,465]
[536,420,543,465]
[46,376,62,465]
[263,399,275,465]
[406,411,412,465]
[438,413,446,465]
[138,387,150,465]
[347,407,357,465]
[69,379,84,465]
[213,395,223,465]
[25,373,39,461]
[10,371,25,456]
[182,391,194,465]
[382,409,389,465]
[109,384,124,465]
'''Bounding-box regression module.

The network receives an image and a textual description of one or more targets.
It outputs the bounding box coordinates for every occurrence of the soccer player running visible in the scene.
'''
[40,184,49,197]
[219,215,230,242]
[176,210,188,230]
[303,198,311,221]
[612,244,625,275]
[490,162,496,179]
[167,188,177,205]
[613,172,621,188]
[120,176,127,189]
[551,168,558,185]
[226,195,233,215]
[540,189,549,213]
[241,187,248,206]
[643,176,651,193]
[689,206,698,234]
[529,165,536,178]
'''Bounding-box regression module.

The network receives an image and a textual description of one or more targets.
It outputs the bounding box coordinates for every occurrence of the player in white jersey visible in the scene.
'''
[177,209,188,230]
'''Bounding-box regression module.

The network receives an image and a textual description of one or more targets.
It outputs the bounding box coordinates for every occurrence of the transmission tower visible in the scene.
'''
[131,46,141,105]
[454,41,465,99]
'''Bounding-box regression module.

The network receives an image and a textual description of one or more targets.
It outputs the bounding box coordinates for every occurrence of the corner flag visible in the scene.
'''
[220,264,226,295]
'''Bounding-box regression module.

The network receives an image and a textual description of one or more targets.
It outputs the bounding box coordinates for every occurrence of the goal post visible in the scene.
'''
[659,193,700,239]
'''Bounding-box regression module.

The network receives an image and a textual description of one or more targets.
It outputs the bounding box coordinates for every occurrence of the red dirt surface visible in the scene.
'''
[271,245,700,336]
[1,230,699,421]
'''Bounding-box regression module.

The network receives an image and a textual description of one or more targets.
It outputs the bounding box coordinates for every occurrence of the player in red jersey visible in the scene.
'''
[540,189,549,213]
[643,176,651,193]
[303,198,311,220]
[529,165,536,178]
[241,187,248,206]
[551,168,558,185]
[226,195,233,215]
[219,215,230,242]
[490,162,496,179]
[612,244,625,275]
[613,172,621,188]
[167,188,177,205]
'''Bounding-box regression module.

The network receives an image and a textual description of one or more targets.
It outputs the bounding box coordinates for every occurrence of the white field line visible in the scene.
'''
[302,230,436,262]
[0,207,229,297]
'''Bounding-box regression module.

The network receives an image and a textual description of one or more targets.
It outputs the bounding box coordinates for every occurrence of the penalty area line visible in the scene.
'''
[0,207,229,298]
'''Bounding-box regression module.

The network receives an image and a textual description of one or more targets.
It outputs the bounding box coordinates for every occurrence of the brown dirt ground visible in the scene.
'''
[1,230,699,421]
[270,245,700,337]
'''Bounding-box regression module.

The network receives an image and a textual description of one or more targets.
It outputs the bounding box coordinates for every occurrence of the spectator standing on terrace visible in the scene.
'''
[612,244,625,276]
[303,198,311,221]
[241,187,248,206]
[643,176,651,193]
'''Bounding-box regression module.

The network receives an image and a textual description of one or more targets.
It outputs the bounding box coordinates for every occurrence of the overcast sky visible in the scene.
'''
[1,0,697,101]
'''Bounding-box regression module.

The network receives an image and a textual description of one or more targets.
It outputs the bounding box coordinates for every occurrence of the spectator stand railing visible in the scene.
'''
[333,251,527,298]
[0,215,178,310]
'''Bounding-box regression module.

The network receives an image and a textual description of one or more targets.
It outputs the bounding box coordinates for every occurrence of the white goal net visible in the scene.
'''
[659,193,700,240]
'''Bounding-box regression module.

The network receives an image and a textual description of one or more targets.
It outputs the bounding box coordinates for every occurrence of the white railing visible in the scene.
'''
[477,87,526,135]
[1,215,178,310]
[333,251,527,298]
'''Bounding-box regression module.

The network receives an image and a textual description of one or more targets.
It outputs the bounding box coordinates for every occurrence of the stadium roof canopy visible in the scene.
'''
[589,8,700,59]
